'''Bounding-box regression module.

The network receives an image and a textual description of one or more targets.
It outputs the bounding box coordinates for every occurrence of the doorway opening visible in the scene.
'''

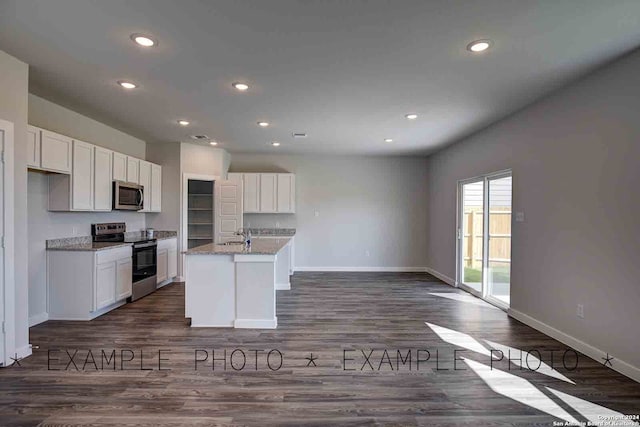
[457,170,512,309]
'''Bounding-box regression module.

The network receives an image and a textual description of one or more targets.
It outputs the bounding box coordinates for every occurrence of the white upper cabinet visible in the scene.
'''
[94,146,113,211]
[112,152,127,182]
[126,156,139,184]
[230,172,296,214]
[32,125,161,213]
[71,140,95,211]
[27,125,41,168]
[150,163,162,212]
[139,160,151,212]
[40,129,72,174]
[277,174,296,213]
[259,173,277,213]
[243,173,260,213]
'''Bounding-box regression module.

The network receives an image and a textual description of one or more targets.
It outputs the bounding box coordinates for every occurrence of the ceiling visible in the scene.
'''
[1,1,639,155]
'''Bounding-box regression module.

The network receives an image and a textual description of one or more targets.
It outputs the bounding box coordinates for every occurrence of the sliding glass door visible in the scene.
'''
[460,179,484,296]
[458,171,512,308]
[486,173,512,307]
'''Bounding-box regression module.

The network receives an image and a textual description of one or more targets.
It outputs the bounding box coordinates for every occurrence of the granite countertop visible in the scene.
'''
[46,237,132,252]
[47,230,178,252]
[125,230,177,241]
[185,237,291,255]
[247,228,296,237]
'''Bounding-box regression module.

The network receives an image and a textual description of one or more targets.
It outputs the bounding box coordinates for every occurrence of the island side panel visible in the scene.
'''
[234,254,277,329]
[185,254,236,327]
[274,242,291,290]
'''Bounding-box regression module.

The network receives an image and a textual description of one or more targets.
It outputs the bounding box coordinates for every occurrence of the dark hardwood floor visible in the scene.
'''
[1,272,639,426]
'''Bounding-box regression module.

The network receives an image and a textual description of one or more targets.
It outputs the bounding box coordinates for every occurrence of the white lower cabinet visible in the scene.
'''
[116,258,133,301]
[48,246,133,320]
[168,247,178,278]
[157,249,168,284]
[95,262,117,310]
[157,238,178,285]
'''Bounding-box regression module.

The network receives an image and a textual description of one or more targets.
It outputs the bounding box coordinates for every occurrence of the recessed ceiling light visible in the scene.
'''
[467,39,492,53]
[209,141,218,146]
[177,120,190,126]
[271,142,281,147]
[257,121,269,127]
[233,82,249,91]
[131,34,157,47]
[384,138,393,143]
[405,113,418,120]
[118,81,137,89]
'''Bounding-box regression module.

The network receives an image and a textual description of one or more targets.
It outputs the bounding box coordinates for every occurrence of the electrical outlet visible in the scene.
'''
[275,221,280,228]
[314,211,319,217]
[72,227,78,236]
[515,212,525,222]
[365,250,370,257]
[577,304,584,319]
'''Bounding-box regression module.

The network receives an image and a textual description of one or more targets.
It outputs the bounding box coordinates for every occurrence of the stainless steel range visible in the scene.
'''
[91,222,158,301]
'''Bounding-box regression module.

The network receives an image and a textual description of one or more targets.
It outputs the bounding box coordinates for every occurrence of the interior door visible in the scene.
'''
[214,179,243,243]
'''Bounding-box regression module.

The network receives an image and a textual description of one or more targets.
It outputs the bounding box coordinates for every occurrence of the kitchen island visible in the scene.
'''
[184,237,292,328]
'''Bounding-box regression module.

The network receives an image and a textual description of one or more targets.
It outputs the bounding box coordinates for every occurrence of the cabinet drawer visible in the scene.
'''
[157,237,177,251]
[96,246,132,264]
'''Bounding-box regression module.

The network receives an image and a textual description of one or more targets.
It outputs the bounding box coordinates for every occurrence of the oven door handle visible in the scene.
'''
[134,242,157,249]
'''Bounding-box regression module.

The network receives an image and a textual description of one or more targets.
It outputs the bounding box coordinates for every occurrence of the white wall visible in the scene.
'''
[146,142,230,276]
[180,143,229,176]
[145,142,180,232]
[29,95,145,158]
[27,94,147,326]
[426,48,640,374]
[0,49,29,357]
[230,154,429,270]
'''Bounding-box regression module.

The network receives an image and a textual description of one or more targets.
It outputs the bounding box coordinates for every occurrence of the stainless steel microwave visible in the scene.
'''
[113,181,144,210]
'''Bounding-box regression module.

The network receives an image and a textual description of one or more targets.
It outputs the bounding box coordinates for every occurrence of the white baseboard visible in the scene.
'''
[425,267,456,286]
[509,308,640,384]
[234,318,278,329]
[294,266,429,272]
[29,312,49,327]
[157,278,177,289]
[190,322,234,328]
[16,344,32,360]
[275,282,290,290]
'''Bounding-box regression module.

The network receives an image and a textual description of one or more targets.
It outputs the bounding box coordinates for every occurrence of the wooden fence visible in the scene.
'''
[463,207,511,269]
